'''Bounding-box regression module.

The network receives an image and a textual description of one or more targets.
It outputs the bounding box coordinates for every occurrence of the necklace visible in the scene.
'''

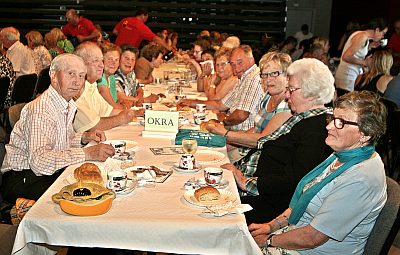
[329,158,343,172]
[268,95,284,111]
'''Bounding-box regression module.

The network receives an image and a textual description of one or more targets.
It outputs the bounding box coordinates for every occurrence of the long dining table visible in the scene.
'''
[11,61,262,255]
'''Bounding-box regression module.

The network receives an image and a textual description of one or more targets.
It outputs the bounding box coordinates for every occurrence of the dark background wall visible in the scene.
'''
[0,0,398,53]
[0,0,287,49]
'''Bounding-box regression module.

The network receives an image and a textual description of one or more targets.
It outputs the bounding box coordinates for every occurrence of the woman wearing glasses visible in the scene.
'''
[249,91,387,255]
[203,47,238,100]
[207,51,292,148]
[220,58,335,224]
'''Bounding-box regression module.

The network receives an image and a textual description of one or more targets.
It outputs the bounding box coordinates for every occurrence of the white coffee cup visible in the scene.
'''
[107,170,127,191]
[107,140,126,156]
[193,112,206,125]
[380,39,388,47]
[142,103,153,111]
[204,167,223,186]
[179,154,197,170]
[196,104,207,113]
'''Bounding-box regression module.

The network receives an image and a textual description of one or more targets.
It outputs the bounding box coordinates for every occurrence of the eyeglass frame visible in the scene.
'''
[326,114,359,129]
[285,86,301,94]
[260,70,284,79]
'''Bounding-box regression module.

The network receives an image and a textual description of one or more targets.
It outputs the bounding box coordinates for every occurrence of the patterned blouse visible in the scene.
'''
[254,94,290,133]
[31,46,52,74]
[0,55,16,107]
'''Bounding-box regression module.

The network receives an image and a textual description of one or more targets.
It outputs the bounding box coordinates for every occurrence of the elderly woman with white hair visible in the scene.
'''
[221,58,335,224]
[250,91,387,255]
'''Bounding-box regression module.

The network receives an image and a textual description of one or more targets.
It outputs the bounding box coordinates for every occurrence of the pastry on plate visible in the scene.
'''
[74,163,103,184]
[194,186,221,202]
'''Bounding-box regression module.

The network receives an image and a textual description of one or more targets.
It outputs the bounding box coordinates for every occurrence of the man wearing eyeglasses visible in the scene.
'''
[178,45,263,132]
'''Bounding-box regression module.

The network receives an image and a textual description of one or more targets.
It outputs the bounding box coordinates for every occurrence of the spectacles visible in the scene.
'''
[285,87,301,94]
[260,70,284,79]
[326,114,358,129]
[216,61,230,68]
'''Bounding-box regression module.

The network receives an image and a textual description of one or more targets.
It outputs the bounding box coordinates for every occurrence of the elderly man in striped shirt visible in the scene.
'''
[1,54,115,204]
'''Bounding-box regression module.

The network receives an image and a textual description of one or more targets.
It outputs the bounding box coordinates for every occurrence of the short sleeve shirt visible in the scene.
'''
[114,17,156,47]
[62,17,98,42]
[221,64,263,131]
[73,80,113,132]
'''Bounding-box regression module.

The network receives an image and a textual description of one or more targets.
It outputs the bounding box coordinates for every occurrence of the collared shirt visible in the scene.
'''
[221,64,263,131]
[6,41,35,77]
[115,69,139,96]
[73,80,114,132]
[235,108,332,196]
[1,86,86,176]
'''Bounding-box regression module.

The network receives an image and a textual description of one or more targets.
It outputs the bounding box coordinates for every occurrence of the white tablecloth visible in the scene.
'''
[12,62,262,254]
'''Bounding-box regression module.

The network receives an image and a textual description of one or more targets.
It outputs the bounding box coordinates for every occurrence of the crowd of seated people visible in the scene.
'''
[0,8,399,255]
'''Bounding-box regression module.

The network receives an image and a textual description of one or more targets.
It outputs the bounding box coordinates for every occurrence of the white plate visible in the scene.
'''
[183,189,236,207]
[173,163,202,173]
[197,178,229,189]
[194,150,226,164]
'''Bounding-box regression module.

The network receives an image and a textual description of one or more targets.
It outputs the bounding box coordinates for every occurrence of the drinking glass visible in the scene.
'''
[182,138,198,155]
[163,71,169,81]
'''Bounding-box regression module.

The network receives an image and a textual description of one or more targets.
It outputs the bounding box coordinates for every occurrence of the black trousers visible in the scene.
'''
[1,169,63,204]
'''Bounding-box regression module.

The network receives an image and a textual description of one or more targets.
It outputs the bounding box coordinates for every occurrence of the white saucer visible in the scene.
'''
[196,178,229,189]
[173,163,202,173]
[115,181,136,195]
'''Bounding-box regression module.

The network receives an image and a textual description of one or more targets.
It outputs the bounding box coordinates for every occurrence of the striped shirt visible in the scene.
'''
[221,64,264,131]
[1,86,86,176]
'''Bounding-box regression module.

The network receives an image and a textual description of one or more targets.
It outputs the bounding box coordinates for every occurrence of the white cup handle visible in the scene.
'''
[107,180,113,190]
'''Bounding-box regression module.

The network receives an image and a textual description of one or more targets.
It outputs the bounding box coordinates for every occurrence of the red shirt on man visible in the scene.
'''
[62,16,98,42]
[113,17,156,47]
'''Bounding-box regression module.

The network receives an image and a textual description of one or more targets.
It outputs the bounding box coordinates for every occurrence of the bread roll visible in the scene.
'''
[199,119,219,132]
[194,186,221,202]
[74,163,103,184]
[177,105,192,112]
[200,122,209,132]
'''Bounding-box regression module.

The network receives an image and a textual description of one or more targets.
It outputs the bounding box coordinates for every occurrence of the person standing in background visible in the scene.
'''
[388,18,400,75]
[62,9,101,46]
[113,8,171,51]
[335,18,387,92]
[294,24,313,48]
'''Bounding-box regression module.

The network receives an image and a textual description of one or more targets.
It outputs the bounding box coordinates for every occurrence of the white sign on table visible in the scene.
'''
[142,110,179,138]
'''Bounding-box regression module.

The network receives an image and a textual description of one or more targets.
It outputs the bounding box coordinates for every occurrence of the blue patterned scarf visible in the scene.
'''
[288,146,375,224]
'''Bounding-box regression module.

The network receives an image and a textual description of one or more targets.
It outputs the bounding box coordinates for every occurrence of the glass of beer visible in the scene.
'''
[182,138,198,155]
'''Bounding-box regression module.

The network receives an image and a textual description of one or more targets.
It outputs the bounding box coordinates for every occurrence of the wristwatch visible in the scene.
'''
[266,234,275,247]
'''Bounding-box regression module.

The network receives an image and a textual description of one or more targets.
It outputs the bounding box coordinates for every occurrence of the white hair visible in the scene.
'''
[287,58,335,105]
